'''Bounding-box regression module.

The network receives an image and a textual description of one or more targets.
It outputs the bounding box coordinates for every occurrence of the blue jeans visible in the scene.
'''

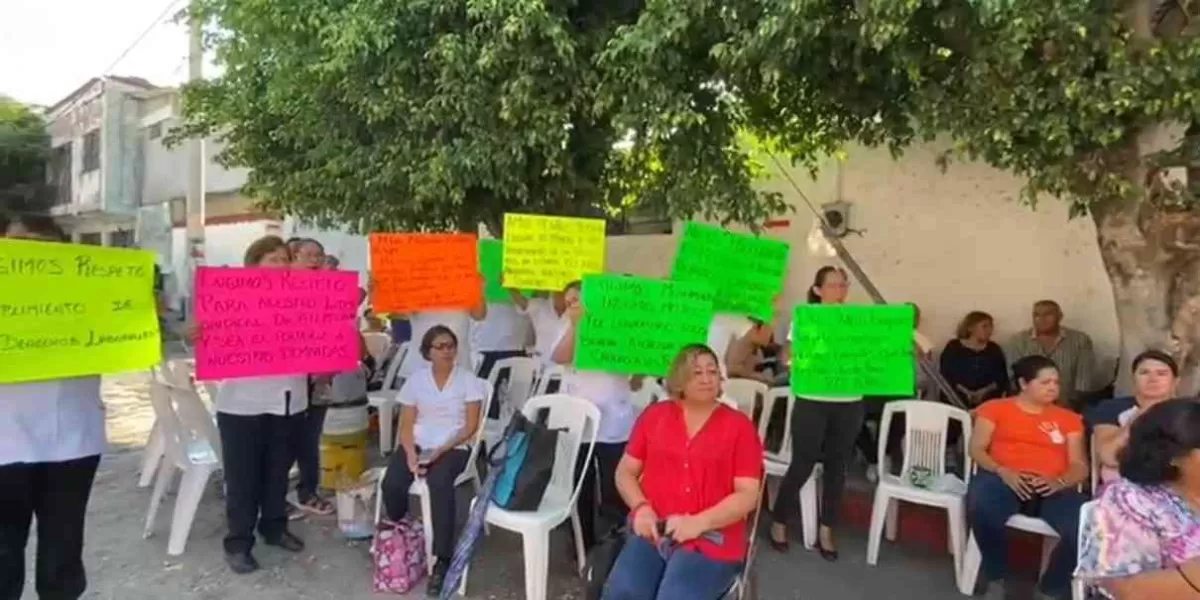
[602,535,741,600]
[968,470,1084,597]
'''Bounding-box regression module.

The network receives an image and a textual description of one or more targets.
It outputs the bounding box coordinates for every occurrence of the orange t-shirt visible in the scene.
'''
[976,398,1083,478]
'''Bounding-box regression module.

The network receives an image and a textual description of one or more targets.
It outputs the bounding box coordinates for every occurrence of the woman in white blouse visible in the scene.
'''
[209,236,309,574]
[551,280,638,551]
[381,325,485,597]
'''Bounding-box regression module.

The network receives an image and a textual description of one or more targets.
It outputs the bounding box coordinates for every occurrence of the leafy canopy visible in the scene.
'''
[177,0,788,233]
[0,96,49,200]
[616,0,1200,215]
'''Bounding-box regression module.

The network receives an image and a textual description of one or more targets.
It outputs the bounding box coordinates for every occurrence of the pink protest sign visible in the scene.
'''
[195,266,360,381]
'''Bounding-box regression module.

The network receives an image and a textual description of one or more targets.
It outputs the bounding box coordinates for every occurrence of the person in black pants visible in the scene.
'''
[0,214,108,600]
[770,266,866,562]
[382,325,485,597]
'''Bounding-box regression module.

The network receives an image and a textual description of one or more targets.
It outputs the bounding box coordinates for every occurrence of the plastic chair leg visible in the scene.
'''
[947,502,966,581]
[378,401,396,456]
[167,464,214,556]
[520,529,551,600]
[866,491,890,565]
[1039,537,1057,578]
[143,463,174,539]
[570,508,587,575]
[138,421,165,488]
[958,533,981,595]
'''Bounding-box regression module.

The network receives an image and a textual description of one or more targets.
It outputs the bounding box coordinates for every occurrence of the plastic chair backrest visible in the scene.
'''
[533,364,566,397]
[520,394,601,509]
[724,379,767,420]
[380,341,409,391]
[363,332,392,363]
[881,400,973,487]
[149,381,220,468]
[461,379,495,476]
[630,379,667,412]
[155,359,194,389]
[759,387,794,461]
[489,356,540,413]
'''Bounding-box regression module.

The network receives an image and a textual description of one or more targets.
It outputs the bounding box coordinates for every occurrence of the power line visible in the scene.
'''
[100,0,188,75]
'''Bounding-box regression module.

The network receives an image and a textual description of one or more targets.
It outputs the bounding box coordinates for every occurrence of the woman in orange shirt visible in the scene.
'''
[968,355,1088,600]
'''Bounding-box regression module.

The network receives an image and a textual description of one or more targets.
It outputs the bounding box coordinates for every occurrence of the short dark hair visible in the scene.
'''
[955,311,993,340]
[419,325,458,360]
[1132,349,1179,377]
[563,280,582,294]
[243,235,290,266]
[3,213,67,241]
[1012,355,1058,388]
[1119,398,1200,485]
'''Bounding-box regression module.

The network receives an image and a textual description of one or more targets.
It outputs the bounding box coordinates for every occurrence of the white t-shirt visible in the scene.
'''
[552,321,635,444]
[0,377,107,465]
[215,375,310,416]
[522,297,566,365]
[400,310,474,378]
[707,314,754,376]
[398,366,487,450]
[471,303,531,353]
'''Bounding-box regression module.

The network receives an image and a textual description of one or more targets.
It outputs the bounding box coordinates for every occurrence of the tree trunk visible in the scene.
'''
[1092,190,1200,395]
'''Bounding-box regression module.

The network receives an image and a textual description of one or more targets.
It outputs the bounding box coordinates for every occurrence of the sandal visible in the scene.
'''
[285,503,306,521]
[293,494,335,516]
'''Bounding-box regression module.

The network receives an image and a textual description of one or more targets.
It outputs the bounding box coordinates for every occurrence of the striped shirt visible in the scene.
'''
[1005,327,1096,406]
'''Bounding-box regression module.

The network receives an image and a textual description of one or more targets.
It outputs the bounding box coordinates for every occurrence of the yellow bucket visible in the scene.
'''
[319,430,368,491]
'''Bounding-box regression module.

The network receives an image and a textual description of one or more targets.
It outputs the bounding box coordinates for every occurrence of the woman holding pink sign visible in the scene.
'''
[210,235,309,574]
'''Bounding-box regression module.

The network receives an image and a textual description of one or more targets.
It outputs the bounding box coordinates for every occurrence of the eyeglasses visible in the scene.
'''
[431,342,457,351]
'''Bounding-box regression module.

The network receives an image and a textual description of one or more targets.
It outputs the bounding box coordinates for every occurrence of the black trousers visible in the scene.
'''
[0,455,101,600]
[772,400,865,528]
[574,442,628,550]
[293,405,328,501]
[217,411,298,554]
[381,446,469,560]
[476,349,528,419]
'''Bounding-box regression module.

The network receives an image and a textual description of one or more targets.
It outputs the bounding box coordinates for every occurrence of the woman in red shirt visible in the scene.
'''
[602,345,763,600]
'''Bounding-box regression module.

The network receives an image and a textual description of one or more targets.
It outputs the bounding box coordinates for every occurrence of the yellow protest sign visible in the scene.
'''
[0,239,162,384]
[501,213,606,291]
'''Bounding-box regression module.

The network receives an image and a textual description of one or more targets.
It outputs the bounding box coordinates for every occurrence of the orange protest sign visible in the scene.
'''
[368,233,481,313]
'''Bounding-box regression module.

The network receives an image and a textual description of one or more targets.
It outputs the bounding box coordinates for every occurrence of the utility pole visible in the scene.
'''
[185,2,206,313]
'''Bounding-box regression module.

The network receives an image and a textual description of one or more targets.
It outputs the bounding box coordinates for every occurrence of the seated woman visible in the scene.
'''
[940,311,1010,408]
[1076,398,1200,599]
[1086,350,1178,489]
[380,325,485,597]
[603,345,763,600]
[968,355,1089,600]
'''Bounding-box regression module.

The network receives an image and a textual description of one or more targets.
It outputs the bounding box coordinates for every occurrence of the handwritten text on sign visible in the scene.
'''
[369,233,480,313]
[479,239,531,303]
[671,222,790,320]
[790,304,915,397]
[195,267,360,380]
[0,239,161,384]
[576,275,715,376]
[502,214,605,291]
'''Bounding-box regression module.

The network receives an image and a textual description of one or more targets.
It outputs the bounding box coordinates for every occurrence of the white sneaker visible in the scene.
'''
[866,465,879,484]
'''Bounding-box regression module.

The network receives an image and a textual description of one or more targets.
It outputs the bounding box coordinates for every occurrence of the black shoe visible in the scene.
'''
[225,551,260,574]
[426,560,448,597]
[263,530,305,552]
[816,541,839,562]
[767,524,790,553]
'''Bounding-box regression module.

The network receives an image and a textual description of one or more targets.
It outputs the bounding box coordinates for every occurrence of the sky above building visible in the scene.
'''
[2,0,194,106]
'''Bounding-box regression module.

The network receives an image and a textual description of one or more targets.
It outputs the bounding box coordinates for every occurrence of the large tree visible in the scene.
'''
[175,0,787,234]
[0,96,51,213]
[613,0,1200,390]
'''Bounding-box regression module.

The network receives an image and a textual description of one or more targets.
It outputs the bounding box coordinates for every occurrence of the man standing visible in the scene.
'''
[1005,300,1097,410]
[0,214,106,600]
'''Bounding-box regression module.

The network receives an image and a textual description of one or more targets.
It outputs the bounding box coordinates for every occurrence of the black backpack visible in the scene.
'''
[489,412,560,511]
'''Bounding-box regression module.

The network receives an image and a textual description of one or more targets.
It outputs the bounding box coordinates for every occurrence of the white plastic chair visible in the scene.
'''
[363,331,392,365]
[758,386,820,550]
[373,381,494,574]
[629,378,667,412]
[1070,500,1098,600]
[960,515,1060,595]
[142,381,221,556]
[724,378,768,420]
[140,360,211,488]
[368,341,409,455]
[458,394,601,600]
[867,401,972,584]
[483,356,541,451]
[531,364,566,397]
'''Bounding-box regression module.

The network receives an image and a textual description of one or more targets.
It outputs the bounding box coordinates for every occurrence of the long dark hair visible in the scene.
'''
[1120,398,1200,485]
[807,266,847,304]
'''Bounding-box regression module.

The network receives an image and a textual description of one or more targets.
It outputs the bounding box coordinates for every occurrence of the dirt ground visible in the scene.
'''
[17,372,585,600]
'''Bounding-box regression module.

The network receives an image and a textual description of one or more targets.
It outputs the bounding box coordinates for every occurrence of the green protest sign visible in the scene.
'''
[790,304,915,397]
[479,239,530,303]
[576,274,714,376]
[671,222,790,320]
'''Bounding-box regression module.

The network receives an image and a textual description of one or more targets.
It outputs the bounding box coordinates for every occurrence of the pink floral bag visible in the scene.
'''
[371,516,426,594]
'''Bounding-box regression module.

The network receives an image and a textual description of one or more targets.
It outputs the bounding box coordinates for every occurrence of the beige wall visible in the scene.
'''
[605,143,1121,378]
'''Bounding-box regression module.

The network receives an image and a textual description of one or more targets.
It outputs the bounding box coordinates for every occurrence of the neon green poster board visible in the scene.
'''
[479,239,532,304]
[576,274,714,376]
[671,222,790,320]
[790,304,914,397]
[0,239,162,383]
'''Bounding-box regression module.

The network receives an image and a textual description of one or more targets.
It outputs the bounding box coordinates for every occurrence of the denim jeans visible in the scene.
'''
[602,535,741,600]
[968,470,1084,597]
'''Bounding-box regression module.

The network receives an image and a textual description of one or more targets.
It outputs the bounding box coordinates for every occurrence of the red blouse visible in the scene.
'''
[625,400,764,563]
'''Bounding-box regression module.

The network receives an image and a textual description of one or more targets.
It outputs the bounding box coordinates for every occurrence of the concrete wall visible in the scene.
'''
[606,144,1121,374]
